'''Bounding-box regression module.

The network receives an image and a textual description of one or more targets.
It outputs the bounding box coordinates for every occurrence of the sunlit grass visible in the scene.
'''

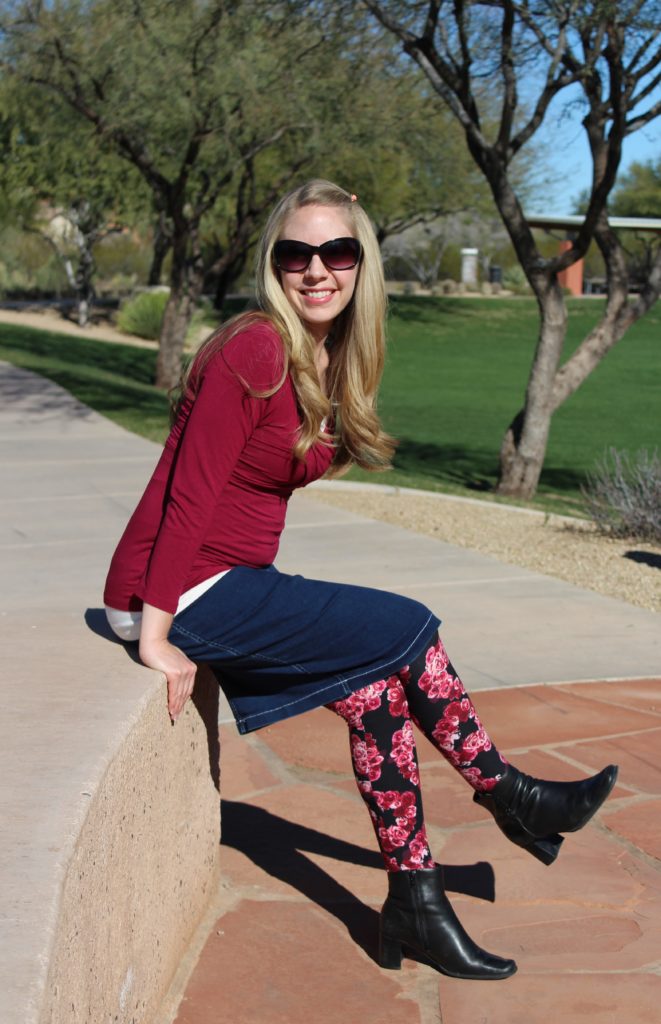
[1,295,659,515]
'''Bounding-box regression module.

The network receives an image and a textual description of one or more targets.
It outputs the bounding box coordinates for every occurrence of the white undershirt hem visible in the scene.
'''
[105,569,230,642]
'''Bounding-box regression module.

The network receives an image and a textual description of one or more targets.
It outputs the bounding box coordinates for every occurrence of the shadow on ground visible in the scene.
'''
[393,438,587,495]
[624,550,661,570]
[220,799,496,963]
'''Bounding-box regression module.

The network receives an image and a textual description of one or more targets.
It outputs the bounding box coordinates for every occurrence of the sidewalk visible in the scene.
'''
[1,360,659,1024]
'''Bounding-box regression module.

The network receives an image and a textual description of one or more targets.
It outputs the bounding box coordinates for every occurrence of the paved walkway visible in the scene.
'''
[1,360,659,1023]
[175,679,661,1024]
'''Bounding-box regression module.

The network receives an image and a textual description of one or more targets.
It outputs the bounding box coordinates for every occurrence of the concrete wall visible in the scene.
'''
[38,667,220,1024]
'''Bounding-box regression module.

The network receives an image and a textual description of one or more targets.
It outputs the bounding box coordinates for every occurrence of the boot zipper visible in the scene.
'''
[409,872,428,948]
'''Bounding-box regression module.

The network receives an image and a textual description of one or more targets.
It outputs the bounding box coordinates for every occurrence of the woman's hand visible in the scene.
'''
[139,603,197,722]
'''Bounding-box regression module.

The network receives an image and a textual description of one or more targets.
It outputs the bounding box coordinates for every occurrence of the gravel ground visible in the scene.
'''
[308,483,661,613]
[0,305,158,347]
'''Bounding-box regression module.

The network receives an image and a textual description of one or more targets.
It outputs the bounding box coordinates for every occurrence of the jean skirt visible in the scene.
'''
[169,564,440,734]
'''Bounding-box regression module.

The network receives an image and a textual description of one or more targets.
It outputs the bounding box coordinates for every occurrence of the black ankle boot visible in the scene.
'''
[379,866,517,980]
[474,764,619,866]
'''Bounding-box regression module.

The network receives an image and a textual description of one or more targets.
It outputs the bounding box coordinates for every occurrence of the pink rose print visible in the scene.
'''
[443,698,473,725]
[390,721,420,785]
[458,727,492,764]
[378,823,412,851]
[417,640,465,701]
[462,766,501,792]
[417,668,464,702]
[330,681,387,727]
[443,747,464,768]
[350,731,384,781]
[374,790,401,811]
[386,675,410,718]
[432,717,461,750]
[426,640,449,676]
[402,827,433,870]
[373,789,418,819]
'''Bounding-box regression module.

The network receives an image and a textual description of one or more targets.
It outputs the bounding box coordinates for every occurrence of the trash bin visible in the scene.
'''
[489,265,502,284]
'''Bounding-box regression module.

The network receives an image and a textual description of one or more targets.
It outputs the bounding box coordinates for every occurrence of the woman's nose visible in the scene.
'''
[304,254,328,278]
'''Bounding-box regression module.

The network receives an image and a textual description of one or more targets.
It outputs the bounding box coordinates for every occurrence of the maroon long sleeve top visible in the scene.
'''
[103,321,335,614]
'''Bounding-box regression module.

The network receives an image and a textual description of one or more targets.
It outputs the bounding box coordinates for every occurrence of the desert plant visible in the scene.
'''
[117,289,169,340]
[502,265,530,295]
[581,448,661,543]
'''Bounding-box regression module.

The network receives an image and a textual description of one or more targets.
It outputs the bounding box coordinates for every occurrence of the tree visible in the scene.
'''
[322,71,493,246]
[610,157,661,285]
[0,78,149,324]
[5,2,473,383]
[0,5,168,325]
[611,156,661,218]
[200,32,493,307]
[360,0,661,498]
[1,1,349,387]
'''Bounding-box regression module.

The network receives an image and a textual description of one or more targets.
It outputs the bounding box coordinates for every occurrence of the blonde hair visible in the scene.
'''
[183,179,395,474]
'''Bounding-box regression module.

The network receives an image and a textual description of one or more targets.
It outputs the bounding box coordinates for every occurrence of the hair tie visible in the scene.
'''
[350,194,358,202]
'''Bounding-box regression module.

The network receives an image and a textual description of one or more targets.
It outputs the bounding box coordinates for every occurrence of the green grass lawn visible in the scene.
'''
[351,296,660,513]
[1,296,659,514]
[0,323,169,442]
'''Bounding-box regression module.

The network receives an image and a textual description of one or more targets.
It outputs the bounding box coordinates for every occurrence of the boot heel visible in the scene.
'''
[500,817,564,866]
[529,833,563,866]
[379,933,403,970]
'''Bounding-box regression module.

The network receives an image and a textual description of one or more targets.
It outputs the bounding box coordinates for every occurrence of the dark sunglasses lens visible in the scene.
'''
[273,241,312,272]
[321,238,361,270]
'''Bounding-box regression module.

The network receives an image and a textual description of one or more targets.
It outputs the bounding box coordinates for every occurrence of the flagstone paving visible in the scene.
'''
[174,678,661,1024]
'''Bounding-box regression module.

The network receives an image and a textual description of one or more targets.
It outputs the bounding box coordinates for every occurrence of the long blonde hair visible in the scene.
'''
[184,179,395,474]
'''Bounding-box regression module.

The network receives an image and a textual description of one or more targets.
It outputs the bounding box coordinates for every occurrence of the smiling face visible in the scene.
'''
[276,204,359,343]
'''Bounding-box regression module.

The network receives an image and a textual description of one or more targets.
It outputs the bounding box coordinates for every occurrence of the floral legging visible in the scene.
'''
[327,632,508,871]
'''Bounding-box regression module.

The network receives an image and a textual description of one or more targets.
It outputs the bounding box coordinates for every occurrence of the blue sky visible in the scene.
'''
[527,86,660,216]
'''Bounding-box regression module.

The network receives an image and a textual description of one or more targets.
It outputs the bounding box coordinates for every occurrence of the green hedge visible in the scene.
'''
[117,290,169,340]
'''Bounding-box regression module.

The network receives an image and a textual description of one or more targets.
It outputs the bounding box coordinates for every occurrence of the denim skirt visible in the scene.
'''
[169,564,440,734]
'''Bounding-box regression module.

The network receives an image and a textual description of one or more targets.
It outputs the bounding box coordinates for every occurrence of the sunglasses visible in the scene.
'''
[273,236,362,273]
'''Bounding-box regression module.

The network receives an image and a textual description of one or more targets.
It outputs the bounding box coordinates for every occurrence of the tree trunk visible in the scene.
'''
[213,251,247,310]
[156,288,196,389]
[75,243,95,328]
[496,279,567,498]
[149,211,172,287]
[155,222,204,389]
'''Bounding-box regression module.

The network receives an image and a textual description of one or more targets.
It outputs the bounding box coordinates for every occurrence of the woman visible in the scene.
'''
[104,179,617,981]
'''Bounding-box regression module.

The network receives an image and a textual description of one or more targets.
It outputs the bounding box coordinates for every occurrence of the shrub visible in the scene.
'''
[94,232,152,284]
[0,227,68,298]
[117,289,169,339]
[581,448,661,543]
[502,265,531,294]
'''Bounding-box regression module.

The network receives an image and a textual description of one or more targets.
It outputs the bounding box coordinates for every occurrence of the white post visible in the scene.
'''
[460,248,479,288]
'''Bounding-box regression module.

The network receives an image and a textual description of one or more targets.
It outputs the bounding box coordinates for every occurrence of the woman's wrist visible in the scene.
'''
[140,602,174,631]
[139,603,175,657]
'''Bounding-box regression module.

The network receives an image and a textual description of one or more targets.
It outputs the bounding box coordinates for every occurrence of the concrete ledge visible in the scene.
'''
[1,609,221,1024]
[39,660,220,1024]
[0,363,222,1024]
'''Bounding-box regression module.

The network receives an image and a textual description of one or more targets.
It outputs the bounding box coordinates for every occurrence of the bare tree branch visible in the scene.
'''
[422,0,441,45]
[627,97,661,132]
[496,0,517,152]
